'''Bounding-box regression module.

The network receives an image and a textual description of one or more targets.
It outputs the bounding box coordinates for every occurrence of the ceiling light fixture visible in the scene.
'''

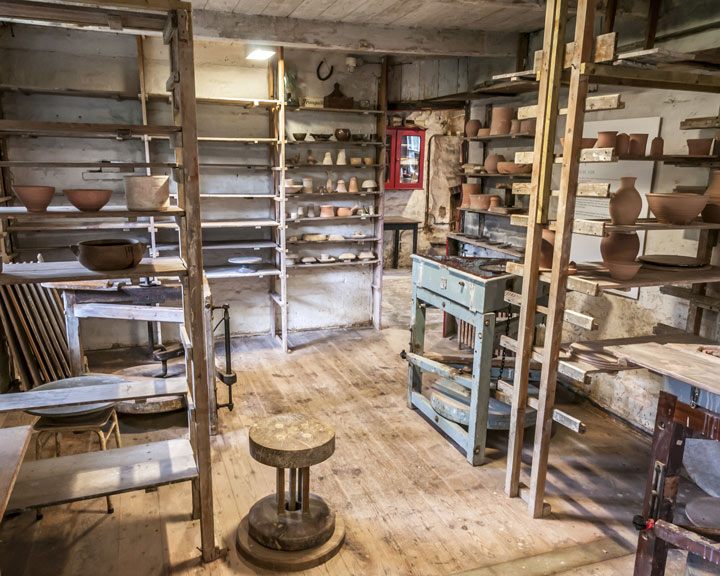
[246,46,276,60]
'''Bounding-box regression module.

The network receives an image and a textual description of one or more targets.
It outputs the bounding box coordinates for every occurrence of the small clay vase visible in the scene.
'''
[484,154,506,174]
[597,131,618,149]
[609,177,642,225]
[703,169,720,223]
[465,119,482,137]
[600,232,640,264]
[616,133,630,157]
[490,107,514,136]
[650,137,664,158]
[629,133,649,157]
[540,229,555,270]
[509,119,521,134]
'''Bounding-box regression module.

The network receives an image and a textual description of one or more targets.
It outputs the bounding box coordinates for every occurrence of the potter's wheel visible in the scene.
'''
[228,256,262,273]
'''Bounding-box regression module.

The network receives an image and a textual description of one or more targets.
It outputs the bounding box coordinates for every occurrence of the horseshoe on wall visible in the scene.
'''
[316,59,334,81]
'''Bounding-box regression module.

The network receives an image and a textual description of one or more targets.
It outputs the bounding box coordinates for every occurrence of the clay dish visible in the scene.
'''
[124,175,169,211]
[301,256,317,264]
[606,260,642,281]
[293,133,307,141]
[302,233,327,242]
[497,162,532,175]
[285,184,303,194]
[64,188,112,212]
[311,133,332,141]
[71,238,145,271]
[319,204,335,218]
[646,192,708,225]
[13,185,55,212]
[687,138,714,156]
[339,252,357,261]
[358,250,375,260]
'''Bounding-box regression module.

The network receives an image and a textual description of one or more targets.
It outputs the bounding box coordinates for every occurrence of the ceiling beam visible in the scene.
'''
[192,10,519,58]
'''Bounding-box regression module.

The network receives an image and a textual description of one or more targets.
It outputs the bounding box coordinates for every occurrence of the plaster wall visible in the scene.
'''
[0,25,382,348]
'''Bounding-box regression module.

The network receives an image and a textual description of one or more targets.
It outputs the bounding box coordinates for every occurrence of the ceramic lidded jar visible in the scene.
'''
[465,119,482,137]
[600,232,640,264]
[616,133,630,157]
[490,107,514,135]
[609,177,642,225]
[702,169,720,223]
[485,154,506,174]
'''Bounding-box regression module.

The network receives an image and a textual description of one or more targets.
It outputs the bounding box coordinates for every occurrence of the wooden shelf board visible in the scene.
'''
[286,140,382,147]
[578,62,720,93]
[288,259,379,269]
[446,232,524,258]
[198,219,279,229]
[287,237,380,245]
[0,378,187,413]
[0,257,186,285]
[286,191,381,198]
[286,106,383,115]
[9,221,164,231]
[7,438,198,512]
[195,96,280,108]
[171,193,275,199]
[680,116,720,130]
[464,132,534,142]
[506,260,720,297]
[499,335,598,383]
[0,426,32,519]
[205,265,281,279]
[457,171,531,180]
[287,215,380,223]
[198,136,278,144]
[0,161,178,169]
[0,206,183,219]
[0,119,180,139]
[0,83,140,101]
[574,218,720,237]
[156,240,277,252]
[285,164,382,169]
[459,208,524,218]
[198,163,274,170]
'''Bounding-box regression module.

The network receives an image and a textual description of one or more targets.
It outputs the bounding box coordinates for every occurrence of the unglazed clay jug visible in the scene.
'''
[702,169,720,223]
[609,177,641,225]
[540,229,555,270]
[490,107,514,135]
[485,154,506,174]
[600,232,640,264]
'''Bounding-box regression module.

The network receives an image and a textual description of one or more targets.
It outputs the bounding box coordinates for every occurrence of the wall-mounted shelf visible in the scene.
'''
[0,161,178,169]
[287,259,379,269]
[205,265,281,279]
[0,206,183,219]
[287,236,381,245]
[287,215,379,223]
[286,106,383,115]
[285,164,382,170]
[0,119,180,139]
[286,140,383,147]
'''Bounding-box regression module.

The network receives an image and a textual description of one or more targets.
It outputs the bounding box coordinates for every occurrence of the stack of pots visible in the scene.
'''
[703,170,720,223]
[603,177,642,280]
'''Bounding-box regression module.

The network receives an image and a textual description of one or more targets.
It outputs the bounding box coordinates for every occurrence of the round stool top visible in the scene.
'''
[249,414,335,469]
[26,375,126,418]
[686,496,720,528]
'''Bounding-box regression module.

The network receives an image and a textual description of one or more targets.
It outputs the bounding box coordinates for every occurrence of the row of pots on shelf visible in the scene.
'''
[285,176,378,194]
[292,130,377,143]
[572,132,715,158]
[465,108,537,137]
[459,185,503,211]
[288,203,375,218]
[12,175,170,213]
[286,251,376,265]
[288,150,374,166]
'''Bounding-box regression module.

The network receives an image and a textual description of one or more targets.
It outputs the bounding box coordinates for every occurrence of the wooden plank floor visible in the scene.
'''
[0,271,705,575]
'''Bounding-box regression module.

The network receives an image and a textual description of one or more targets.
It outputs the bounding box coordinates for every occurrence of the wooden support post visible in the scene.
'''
[407,282,426,409]
[505,0,568,499]
[643,0,662,50]
[62,290,83,376]
[468,312,495,465]
[528,0,597,519]
[373,56,388,330]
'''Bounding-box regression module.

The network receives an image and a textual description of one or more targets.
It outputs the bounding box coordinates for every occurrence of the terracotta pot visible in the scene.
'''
[609,177,642,225]
[497,162,532,175]
[363,157,374,165]
[350,157,362,166]
[520,118,536,135]
[647,192,708,225]
[489,195,502,208]
[465,119,482,137]
[510,119,521,134]
[597,131,618,149]
[616,133,630,157]
[606,260,642,281]
[581,138,597,149]
[650,137,664,157]
[71,239,146,271]
[13,185,55,212]
[540,229,554,270]
[348,176,359,193]
[320,205,335,218]
[337,205,359,217]
[476,128,491,137]
[124,175,170,211]
[469,195,491,210]
[484,154,505,174]
[601,232,640,264]
[490,107,514,136]
[334,128,351,141]
[629,133,649,156]
[687,138,714,156]
[64,188,112,212]
[460,184,482,208]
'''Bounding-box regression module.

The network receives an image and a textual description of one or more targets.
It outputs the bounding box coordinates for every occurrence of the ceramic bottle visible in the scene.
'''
[609,177,641,225]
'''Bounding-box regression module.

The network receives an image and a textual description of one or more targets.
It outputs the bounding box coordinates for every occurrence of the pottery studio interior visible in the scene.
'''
[3,1,720,576]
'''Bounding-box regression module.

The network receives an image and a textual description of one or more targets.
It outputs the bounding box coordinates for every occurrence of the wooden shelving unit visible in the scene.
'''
[501,0,720,522]
[0,1,220,562]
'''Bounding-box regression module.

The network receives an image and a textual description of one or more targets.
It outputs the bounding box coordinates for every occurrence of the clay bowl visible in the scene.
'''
[497,162,532,175]
[293,133,307,141]
[350,157,362,166]
[363,157,374,165]
[687,138,714,156]
[13,185,55,212]
[71,238,146,271]
[124,175,169,211]
[646,192,708,225]
[64,188,112,212]
[606,260,643,281]
[469,195,492,211]
[334,128,351,141]
[311,133,332,141]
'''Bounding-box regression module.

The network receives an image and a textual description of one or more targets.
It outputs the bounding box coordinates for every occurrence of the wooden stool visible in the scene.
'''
[236,413,345,571]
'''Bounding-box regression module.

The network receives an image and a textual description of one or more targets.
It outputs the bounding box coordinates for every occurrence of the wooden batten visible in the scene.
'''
[517,93,624,120]
[532,32,617,73]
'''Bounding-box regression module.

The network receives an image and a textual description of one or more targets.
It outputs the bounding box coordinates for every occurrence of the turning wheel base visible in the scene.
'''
[236,515,345,572]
